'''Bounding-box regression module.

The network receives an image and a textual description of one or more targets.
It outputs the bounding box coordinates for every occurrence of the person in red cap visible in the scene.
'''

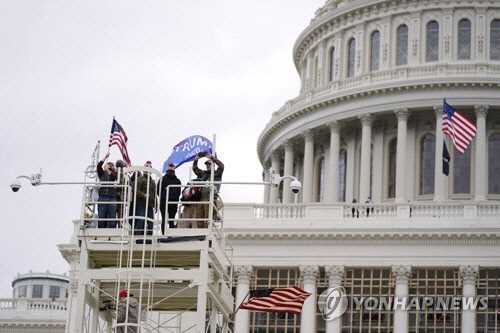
[107,289,139,333]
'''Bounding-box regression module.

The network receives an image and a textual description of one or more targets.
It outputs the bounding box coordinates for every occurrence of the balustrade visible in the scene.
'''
[226,202,500,221]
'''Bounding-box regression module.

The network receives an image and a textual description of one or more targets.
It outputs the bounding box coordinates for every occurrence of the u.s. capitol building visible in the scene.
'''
[225,0,500,332]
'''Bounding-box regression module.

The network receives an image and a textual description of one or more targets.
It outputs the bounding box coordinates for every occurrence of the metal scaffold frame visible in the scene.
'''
[67,141,234,333]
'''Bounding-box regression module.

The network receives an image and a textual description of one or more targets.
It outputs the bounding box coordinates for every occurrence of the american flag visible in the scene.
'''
[239,286,311,314]
[109,119,131,165]
[442,100,477,154]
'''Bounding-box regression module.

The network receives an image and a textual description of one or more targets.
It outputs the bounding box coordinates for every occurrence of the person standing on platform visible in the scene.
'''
[97,152,118,228]
[158,163,181,233]
[192,152,224,227]
[130,161,156,237]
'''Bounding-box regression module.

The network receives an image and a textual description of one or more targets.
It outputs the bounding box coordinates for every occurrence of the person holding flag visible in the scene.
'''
[96,152,118,228]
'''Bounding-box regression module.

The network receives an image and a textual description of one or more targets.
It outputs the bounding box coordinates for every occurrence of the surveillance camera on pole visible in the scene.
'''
[268,168,301,194]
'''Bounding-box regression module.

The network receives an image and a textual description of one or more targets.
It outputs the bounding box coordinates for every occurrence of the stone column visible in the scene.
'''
[394,109,410,203]
[234,265,253,333]
[302,130,315,203]
[460,265,479,333]
[300,265,319,333]
[325,265,345,333]
[359,113,374,203]
[327,121,342,203]
[345,129,357,203]
[283,140,295,204]
[270,152,281,204]
[263,163,271,204]
[372,121,385,203]
[392,265,411,333]
[474,105,489,201]
[433,105,447,201]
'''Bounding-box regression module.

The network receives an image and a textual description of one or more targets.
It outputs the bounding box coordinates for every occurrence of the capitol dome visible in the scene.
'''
[258,0,500,205]
[225,1,500,332]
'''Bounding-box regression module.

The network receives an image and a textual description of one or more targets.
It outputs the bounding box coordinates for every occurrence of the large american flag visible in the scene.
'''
[442,100,476,154]
[109,119,131,165]
[239,286,311,314]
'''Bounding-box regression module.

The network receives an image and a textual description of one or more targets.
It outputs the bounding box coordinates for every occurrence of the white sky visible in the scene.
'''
[0,0,325,297]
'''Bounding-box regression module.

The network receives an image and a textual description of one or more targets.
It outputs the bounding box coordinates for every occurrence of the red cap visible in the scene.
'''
[119,290,128,298]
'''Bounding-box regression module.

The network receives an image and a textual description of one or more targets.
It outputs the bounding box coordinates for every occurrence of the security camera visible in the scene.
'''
[10,180,21,192]
[290,179,301,194]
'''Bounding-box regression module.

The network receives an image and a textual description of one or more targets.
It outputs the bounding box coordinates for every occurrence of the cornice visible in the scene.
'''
[257,78,500,164]
[227,231,500,245]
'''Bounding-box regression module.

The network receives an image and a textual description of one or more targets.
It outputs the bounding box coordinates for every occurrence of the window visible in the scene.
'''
[457,19,471,60]
[32,285,43,298]
[250,268,300,332]
[453,146,471,194]
[397,25,408,65]
[317,158,325,202]
[426,21,439,62]
[341,269,393,331]
[489,134,500,194]
[370,31,380,71]
[329,47,335,81]
[388,139,397,198]
[420,134,435,195]
[18,285,27,298]
[339,149,347,202]
[477,269,500,332]
[348,38,356,77]
[409,269,462,332]
[49,286,60,299]
[491,19,500,60]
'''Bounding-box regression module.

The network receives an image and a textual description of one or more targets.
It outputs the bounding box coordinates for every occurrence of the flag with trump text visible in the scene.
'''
[239,286,311,314]
[442,100,477,154]
[163,135,215,171]
[109,119,131,165]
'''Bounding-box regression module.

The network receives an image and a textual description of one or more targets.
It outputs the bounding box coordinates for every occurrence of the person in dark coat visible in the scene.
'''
[158,163,181,233]
[192,152,224,227]
[97,152,118,228]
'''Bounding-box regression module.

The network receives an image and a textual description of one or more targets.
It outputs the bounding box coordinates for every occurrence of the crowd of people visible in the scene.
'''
[95,151,224,235]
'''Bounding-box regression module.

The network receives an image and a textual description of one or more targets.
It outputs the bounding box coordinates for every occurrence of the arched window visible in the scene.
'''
[489,134,500,194]
[339,149,347,202]
[370,31,380,71]
[457,19,471,60]
[397,25,408,65]
[329,47,335,81]
[426,21,439,62]
[491,19,500,60]
[453,147,471,194]
[348,38,356,77]
[420,134,435,195]
[388,139,397,198]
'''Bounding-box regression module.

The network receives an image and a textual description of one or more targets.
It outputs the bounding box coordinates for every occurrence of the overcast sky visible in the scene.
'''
[0,0,324,297]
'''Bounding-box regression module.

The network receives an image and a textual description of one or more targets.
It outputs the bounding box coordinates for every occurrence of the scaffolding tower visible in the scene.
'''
[64,147,234,333]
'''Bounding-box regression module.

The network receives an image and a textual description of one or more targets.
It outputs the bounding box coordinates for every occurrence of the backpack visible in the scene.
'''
[181,179,202,202]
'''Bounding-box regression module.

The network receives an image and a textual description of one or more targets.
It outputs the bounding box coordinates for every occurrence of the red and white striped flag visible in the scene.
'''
[442,100,477,154]
[239,286,311,314]
[109,119,131,165]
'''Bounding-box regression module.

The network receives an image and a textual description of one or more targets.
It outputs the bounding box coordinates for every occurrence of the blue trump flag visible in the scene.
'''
[163,135,215,172]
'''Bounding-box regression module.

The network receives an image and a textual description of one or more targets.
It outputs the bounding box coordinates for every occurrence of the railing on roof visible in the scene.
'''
[224,202,500,221]
[0,298,67,312]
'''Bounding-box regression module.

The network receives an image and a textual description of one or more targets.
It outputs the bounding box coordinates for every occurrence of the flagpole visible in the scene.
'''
[105,116,115,161]
[231,290,250,321]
